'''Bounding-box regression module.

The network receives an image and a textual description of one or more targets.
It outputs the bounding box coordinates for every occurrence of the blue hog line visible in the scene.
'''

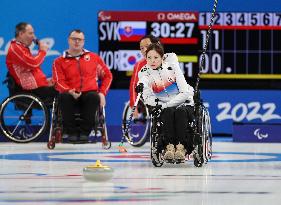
[1,151,281,163]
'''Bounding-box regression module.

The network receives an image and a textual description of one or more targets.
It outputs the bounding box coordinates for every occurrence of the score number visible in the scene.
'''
[199,30,223,74]
[150,22,195,38]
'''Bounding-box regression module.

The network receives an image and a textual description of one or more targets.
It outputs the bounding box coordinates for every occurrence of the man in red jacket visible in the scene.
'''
[6,22,57,103]
[52,29,112,142]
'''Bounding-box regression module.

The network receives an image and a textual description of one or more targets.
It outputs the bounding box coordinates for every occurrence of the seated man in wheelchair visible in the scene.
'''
[137,43,195,163]
[1,22,58,143]
[52,29,112,142]
[6,22,57,103]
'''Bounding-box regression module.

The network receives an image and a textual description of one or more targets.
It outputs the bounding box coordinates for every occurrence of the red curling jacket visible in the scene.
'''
[129,58,147,107]
[52,49,112,95]
[6,40,48,90]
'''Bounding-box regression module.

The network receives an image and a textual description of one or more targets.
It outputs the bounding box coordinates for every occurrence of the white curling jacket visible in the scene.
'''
[138,53,194,108]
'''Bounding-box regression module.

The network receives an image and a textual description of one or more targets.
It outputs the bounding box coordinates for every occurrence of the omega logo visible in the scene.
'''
[166,13,197,21]
[157,13,165,20]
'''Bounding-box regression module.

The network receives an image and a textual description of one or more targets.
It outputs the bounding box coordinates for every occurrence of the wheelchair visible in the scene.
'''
[122,99,150,147]
[47,97,111,150]
[0,73,111,149]
[149,100,212,167]
[0,73,50,143]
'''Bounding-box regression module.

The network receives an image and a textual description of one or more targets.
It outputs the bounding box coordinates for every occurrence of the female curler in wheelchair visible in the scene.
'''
[122,88,212,167]
[122,95,212,167]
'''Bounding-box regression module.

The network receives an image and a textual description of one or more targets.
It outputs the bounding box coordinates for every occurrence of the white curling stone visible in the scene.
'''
[83,161,114,182]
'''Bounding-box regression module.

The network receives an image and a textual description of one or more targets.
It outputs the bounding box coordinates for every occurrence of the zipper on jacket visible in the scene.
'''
[157,69,170,98]
[77,59,83,91]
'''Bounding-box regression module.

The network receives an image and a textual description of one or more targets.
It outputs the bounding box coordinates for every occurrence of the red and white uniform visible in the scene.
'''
[129,58,147,107]
[138,53,194,108]
[6,40,48,90]
[52,50,112,95]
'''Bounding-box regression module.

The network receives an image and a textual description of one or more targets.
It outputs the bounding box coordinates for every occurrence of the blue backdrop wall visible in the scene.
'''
[1,0,281,137]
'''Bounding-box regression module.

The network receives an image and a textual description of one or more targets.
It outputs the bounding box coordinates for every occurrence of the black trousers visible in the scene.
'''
[59,91,100,136]
[160,105,195,154]
[31,86,58,107]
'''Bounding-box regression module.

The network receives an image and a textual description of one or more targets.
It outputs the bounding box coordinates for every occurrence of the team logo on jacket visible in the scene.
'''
[84,54,90,61]
[141,66,148,72]
[168,77,174,82]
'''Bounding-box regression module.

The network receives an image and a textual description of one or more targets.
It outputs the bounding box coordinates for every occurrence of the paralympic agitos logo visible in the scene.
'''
[254,128,269,140]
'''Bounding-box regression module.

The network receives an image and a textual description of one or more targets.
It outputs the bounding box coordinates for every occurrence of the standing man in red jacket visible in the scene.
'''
[6,22,57,103]
[52,29,112,142]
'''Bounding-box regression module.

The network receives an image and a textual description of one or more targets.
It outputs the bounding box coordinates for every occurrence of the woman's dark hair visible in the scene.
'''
[145,43,164,58]
[139,34,160,44]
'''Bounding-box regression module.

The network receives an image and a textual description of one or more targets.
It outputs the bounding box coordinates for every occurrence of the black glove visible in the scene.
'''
[135,83,144,94]
[151,104,162,116]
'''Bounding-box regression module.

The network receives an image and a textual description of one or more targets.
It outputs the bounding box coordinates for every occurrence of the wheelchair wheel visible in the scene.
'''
[96,107,111,150]
[122,100,150,147]
[47,140,56,149]
[150,116,164,167]
[193,143,204,167]
[201,105,212,161]
[102,140,111,150]
[0,93,49,143]
[101,119,111,150]
[193,103,212,167]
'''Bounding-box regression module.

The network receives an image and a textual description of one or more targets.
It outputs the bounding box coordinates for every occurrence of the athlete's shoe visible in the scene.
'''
[163,143,175,162]
[175,143,186,163]
[62,134,78,143]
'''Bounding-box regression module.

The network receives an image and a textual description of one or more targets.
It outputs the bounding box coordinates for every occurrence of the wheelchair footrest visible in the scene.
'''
[164,159,186,164]
[174,159,185,164]
[164,159,175,164]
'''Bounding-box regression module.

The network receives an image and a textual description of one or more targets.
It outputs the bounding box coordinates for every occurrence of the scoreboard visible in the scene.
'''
[199,12,281,79]
[98,11,281,89]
